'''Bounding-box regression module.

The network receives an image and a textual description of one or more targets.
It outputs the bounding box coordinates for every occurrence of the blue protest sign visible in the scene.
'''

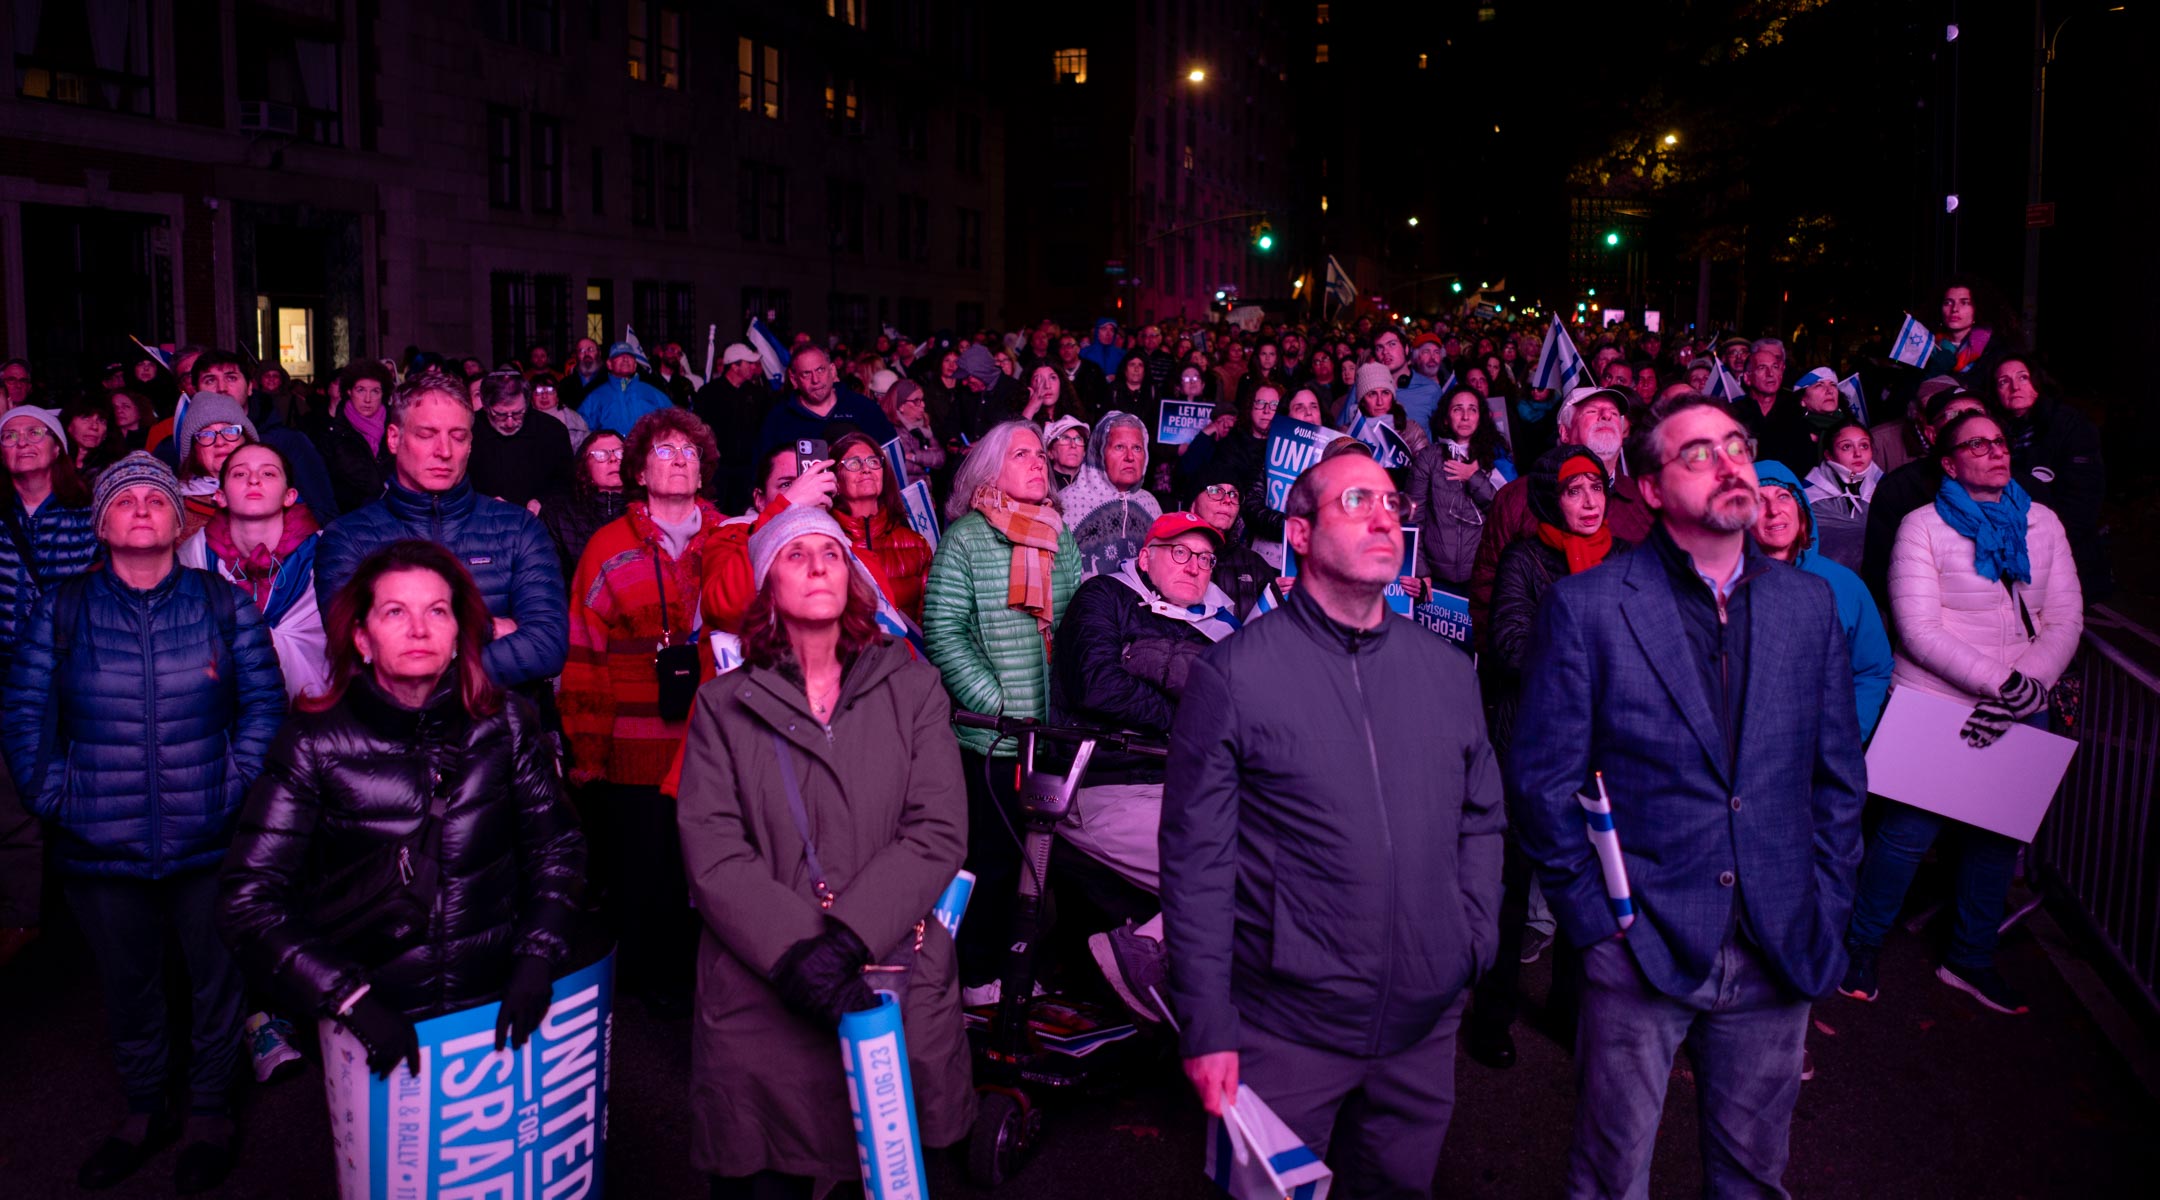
[1264,416,1343,512]
[839,994,927,1200]
[1413,588,1473,648]
[319,953,615,1200]
[1157,399,1216,446]
[1383,528,1421,618]
[1349,415,1412,469]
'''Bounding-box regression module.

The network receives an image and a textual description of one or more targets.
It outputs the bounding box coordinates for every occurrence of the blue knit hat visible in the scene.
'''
[91,451,184,538]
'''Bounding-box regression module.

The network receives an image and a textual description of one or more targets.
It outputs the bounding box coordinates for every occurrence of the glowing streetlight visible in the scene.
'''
[1407,216,1419,227]
[1663,132,1678,147]
[1187,67,1207,83]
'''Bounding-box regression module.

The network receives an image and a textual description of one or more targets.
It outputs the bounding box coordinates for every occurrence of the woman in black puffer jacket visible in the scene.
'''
[218,540,585,1077]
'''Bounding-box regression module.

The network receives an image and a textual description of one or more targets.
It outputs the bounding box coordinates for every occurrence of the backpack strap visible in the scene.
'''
[47,573,90,667]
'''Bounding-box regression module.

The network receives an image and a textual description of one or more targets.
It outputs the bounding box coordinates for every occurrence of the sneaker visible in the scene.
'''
[1519,929,1554,965]
[1088,921,1169,1023]
[246,1013,304,1084]
[1837,945,1880,1002]
[1936,963,2029,1015]
[961,980,1003,1008]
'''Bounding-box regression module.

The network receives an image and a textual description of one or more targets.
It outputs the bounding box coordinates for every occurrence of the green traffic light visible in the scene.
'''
[1450,281,1463,293]
[1256,233,1274,251]
[1604,231,1621,247]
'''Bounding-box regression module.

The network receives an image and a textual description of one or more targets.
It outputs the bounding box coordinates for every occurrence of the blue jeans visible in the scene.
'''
[1844,799,2020,970]
[1568,932,1809,1200]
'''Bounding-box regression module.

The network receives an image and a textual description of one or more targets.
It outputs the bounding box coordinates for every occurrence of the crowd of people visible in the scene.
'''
[0,271,2103,1198]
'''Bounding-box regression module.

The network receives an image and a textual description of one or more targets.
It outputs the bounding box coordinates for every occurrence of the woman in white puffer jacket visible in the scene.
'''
[1840,411,2082,1017]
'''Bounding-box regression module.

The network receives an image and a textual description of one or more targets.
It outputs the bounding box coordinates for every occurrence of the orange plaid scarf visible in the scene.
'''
[972,485,1065,656]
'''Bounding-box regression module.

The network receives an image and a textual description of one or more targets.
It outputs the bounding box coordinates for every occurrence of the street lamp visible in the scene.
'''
[1407,216,1419,227]
[1663,132,1679,147]
[1187,67,1207,83]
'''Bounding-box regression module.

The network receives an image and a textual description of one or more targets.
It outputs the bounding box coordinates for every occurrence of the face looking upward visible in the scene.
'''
[1638,404,1761,536]
[355,567,459,691]
[1139,531,1217,607]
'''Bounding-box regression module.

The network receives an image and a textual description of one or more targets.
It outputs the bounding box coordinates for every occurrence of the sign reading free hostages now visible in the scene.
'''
[320,953,615,1200]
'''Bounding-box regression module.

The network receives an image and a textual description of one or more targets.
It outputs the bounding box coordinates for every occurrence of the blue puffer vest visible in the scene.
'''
[1,566,287,879]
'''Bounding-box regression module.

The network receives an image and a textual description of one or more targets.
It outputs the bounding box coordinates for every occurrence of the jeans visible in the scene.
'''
[64,870,245,1112]
[1568,932,1809,1200]
[1843,799,2020,970]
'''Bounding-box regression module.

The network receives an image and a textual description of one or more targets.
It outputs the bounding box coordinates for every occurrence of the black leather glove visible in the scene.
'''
[770,917,878,1025]
[495,955,555,1051]
[1122,638,1204,699]
[1961,698,2016,749]
[341,994,422,1079]
[1998,670,2048,719]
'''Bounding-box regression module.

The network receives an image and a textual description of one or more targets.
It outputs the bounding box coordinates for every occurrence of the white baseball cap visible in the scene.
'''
[720,343,760,366]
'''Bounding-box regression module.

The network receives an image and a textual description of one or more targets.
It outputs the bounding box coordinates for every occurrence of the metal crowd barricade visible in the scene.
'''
[2032,630,2160,1021]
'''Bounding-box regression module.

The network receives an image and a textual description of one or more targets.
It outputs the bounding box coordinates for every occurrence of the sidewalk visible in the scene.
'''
[0,899,2152,1198]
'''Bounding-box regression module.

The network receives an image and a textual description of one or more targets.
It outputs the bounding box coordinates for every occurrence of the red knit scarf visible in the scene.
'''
[1535,520,1615,577]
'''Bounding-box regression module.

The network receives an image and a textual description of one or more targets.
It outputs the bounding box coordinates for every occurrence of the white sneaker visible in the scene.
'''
[962,981,1003,1007]
[246,1012,304,1084]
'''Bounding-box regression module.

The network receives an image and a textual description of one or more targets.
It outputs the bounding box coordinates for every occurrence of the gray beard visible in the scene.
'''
[1582,430,1625,460]
[1703,493,1761,533]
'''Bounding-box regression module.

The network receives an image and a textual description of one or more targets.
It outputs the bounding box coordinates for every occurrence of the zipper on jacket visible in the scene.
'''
[429,494,444,544]
[139,586,163,872]
[1347,649,1397,1058]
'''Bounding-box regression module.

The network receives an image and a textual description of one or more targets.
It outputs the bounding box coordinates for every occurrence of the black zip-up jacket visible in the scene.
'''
[1161,585,1504,1059]
[217,678,586,1020]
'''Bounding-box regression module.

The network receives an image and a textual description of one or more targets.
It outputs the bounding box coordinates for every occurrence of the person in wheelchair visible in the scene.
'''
[1052,511,1243,1020]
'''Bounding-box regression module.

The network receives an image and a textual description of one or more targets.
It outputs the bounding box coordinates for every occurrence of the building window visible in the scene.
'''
[739,161,786,244]
[1053,48,1087,84]
[827,293,870,345]
[956,207,982,270]
[897,297,931,339]
[627,3,682,87]
[738,37,782,119]
[531,116,562,214]
[827,180,866,255]
[955,301,984,333]
[823,73,861,135]
[1316,2,1330,23]
[657,6,682,89]
[955,112,981,175]
[632,281,666,344]
[897,101,927,160]
[236,14,343,146]
[827,0,868,29]
[661,143,689,229]
[742,287,793,331]
[628,0,648,80]
[490,272,571,365]
[590,147,606,214]
[1315,43,1330,63]
[630,137,655,227]
[487,107,521,209]
[586,280,613,345]
[1417,52,1428,69]
[1182,144,1194,172]
[1478,6,1497,21]
[485,0,559,53]
[896,194,928,262]
[13,0,156,115]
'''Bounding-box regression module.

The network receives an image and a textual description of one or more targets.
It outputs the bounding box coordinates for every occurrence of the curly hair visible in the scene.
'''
[622,407,719,498]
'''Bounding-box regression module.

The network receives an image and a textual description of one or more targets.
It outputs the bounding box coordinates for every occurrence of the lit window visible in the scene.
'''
[1316,3,1330,23]
[827,0,868,29]
[1182,144,1195,172]
[1320,195,1329,212]
[1053,48,1087,84]
[1418,53,1428,69]
[1315,44,1330,64]
[739,39,782,119]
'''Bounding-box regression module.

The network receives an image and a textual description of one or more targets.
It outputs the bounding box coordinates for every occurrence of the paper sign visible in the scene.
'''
[1264,416,1345,512]
[1158,399,1215,447]
[319,952,614,1200]
[1413,588,1473,648]
[1383,528,1420,618]
[1864,687,2076,842]
[1349,415,1412,469]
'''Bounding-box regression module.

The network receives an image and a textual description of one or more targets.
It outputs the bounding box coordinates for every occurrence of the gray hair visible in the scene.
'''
[946,419,1059,521]
[387,369,473,428]
[1748,338,1786,360]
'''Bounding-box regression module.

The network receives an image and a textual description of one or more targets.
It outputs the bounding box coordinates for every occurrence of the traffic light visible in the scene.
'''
[1450,281,1463,294]
[1604,231,1621,247]
[1251,220,1275,252]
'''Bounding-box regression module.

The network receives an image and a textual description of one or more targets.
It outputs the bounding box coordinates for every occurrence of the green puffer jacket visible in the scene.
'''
[922,511,1081,756]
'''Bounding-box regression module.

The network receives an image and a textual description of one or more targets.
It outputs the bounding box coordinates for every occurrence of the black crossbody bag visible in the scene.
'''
[654,550,701,721]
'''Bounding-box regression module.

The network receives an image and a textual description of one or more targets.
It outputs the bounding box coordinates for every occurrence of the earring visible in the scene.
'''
[362,652,372,665]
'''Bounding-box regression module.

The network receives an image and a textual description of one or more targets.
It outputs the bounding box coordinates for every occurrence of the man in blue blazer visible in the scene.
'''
[1508,392,1866,1199]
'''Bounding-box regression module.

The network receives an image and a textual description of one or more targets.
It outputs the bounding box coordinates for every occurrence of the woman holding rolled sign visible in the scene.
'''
[217,540,587,1078]
[677,504,973,1199]
[1838,410,2082,1016]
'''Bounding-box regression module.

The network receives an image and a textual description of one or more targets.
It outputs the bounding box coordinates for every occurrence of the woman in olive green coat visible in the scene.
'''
[678,504,973,1198]
[920,419,1080,993]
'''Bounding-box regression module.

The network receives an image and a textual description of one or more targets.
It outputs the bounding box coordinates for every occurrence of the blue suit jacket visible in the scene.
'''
[1505,538,1867,1000]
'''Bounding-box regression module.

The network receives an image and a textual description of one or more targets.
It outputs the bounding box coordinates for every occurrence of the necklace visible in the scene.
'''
[808,677,840,719]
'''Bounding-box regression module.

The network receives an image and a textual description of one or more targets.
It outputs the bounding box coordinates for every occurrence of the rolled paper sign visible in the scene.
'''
[838,994,927,1200]
[932,870,975,940]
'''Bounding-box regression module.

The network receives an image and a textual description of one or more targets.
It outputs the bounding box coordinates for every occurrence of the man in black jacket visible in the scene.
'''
[1163,453,1504,1197]
[468,372,573,509]
[1054,512,1243,1021]
[694,344,773,512]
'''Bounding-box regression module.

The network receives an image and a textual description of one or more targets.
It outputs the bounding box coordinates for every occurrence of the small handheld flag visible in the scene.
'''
[1837,372,1869,426]
[1325,255,1357,307]
[1578,771,1636,932]
[1889,313,1932,368]
[746,317,792,389]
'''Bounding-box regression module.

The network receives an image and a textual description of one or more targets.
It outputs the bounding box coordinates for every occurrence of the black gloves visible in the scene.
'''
[1961,699,2016,749]
[1999,670,2048,719]
[341,994,421,1079]
[770,916,879,1025]
[495,955,555,1051]
[1122,638,1205,699]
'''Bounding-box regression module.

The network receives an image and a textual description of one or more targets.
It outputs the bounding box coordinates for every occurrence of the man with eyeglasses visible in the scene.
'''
[578,342,674,438]
[1164,452,1503,1197]
[1053,512,1244,1024]
[1508,391,1865,1198]
[754,345,896,459]
[468,372,574,509]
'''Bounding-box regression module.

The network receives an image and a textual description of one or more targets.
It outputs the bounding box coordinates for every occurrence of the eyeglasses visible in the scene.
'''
[1051,430,1086,443]
[1329,487,1414,519]
[1951,435,2009,458]
[1662,434,1757,473]
[586,447,624,461]
[1,426,53,445]
[1200,483,1242,501]
[193,423,248,444]
[838,454,885,473]
[1151,543,1219,570]
[650,443,702,461]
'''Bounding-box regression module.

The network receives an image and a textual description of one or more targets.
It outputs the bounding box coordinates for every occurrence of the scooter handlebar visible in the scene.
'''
[951,712,1170,759]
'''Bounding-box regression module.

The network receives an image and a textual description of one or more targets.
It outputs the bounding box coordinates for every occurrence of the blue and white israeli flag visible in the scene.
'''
[1530,314,1584,393]
[746,317,792,389]
[1889,312,1932,368]
[1707,359,1747,404]
[1837,372,1869,426]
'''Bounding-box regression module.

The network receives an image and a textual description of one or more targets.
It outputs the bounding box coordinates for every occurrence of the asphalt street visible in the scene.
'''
[1,889,2153,1199]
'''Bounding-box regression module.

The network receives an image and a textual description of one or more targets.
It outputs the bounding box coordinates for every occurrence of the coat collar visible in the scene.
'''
[1284,582,1393,655]
[382,477,477,523]
[731,639,911,765]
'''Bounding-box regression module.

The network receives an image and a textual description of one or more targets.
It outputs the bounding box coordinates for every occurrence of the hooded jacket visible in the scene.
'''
[1079,319,1127,380]
[1756,461,1894,739]
[1802,458,1883,574]
[1161,585,1504,1058]
[315,478,568,688]
[1056,411,1163,579]
[578,373,675,437]
[217,680,585,1020]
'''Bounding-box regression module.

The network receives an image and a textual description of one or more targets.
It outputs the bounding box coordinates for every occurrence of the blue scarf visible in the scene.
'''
[1934,477,2032,584]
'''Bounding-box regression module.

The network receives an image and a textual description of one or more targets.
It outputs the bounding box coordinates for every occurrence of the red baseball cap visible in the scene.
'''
[1148,511,1224,548]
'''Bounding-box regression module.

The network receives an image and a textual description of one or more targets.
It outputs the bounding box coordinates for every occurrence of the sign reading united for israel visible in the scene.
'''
[1264,416,1343,512]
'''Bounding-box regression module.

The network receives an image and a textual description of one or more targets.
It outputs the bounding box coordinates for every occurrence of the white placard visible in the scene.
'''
[1863,687,2076,842]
